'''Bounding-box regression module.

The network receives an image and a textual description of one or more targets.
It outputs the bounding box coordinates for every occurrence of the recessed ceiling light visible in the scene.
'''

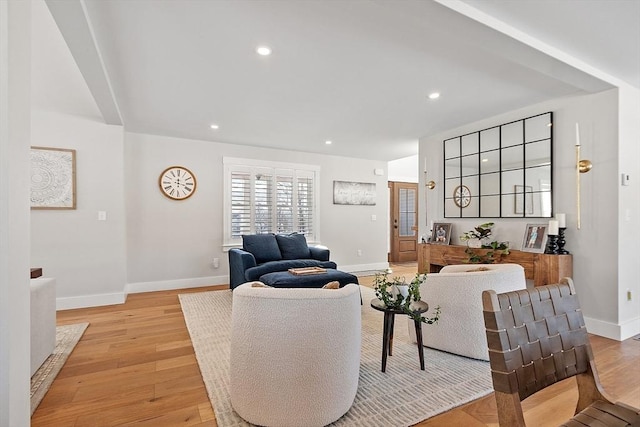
[210,124,219,130]
[482,158,489,162]
[428,92,440,100]
[256,46,272,56]
[325,140,332,145]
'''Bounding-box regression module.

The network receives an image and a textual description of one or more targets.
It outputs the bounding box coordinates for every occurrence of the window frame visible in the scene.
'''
[223,157,321,249]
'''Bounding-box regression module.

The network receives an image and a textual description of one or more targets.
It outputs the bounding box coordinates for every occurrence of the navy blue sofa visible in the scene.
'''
[228,233,337,289]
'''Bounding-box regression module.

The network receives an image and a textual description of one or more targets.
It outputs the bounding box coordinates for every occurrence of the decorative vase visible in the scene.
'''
[467,238,483,248]
[392,283,409,300]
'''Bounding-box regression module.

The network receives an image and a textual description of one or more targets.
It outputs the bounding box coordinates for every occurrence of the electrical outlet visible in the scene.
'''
[213,258,220,268]
[621,173,630,186]
[357,249,362,257]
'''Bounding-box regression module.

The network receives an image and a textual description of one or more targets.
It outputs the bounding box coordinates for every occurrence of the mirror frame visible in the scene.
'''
[443,112,553,218]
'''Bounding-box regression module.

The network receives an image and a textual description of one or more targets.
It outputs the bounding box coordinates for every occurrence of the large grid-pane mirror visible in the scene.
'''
[444,112,552,218]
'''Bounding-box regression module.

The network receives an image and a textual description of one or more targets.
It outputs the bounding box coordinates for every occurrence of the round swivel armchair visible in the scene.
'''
[230,282,361,427]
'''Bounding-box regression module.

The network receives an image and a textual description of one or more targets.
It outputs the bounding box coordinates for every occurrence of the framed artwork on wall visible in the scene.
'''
[521,223,548,253]
[30,146,77,210]
[430,222,452,245]
[333,180,376,205]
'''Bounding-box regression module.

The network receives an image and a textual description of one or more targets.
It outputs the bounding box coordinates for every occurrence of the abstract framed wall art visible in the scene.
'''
[333,180,376,205]
[30,146,77,209]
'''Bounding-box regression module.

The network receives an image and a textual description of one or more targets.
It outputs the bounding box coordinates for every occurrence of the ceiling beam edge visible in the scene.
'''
[436,0,621,93]
[45,0,122,125]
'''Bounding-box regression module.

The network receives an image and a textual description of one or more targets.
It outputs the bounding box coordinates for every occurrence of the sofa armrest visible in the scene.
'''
[309,245,330,262]
[229,248,257,289]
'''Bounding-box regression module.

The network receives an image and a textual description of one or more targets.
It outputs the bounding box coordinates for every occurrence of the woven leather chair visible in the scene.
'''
[482,278,640,426]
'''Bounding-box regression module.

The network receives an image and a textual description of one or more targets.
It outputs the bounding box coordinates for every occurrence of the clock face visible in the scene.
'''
[159,166,196,200]
[453,185,471,208]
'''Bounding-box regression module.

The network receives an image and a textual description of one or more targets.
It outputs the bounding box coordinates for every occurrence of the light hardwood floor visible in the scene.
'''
[33,263,640,426]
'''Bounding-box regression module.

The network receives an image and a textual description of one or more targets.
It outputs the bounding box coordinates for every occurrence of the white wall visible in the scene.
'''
[420,89,639,340]
[0,0,32,424]
[124,132,390,294]
[388,154,418,183]
[617,83,640,336]
[29,0,128,309]
[30,111,127,309]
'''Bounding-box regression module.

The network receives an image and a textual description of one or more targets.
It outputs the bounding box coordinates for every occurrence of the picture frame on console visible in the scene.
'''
[430,222,452,245]
[521,223,548,253]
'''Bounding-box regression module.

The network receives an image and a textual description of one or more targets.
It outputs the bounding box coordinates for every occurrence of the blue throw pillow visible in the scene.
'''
[276,233,311,260]
[243,234,282,264]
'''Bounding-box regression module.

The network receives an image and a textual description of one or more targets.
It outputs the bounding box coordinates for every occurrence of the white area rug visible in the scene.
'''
[31,322,89,415]
[179,287,492,426]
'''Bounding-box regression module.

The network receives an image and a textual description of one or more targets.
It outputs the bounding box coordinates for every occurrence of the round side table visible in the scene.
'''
[370,298,429,372]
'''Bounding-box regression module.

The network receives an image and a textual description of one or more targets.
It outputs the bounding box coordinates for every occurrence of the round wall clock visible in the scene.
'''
[158,166,197,200]
[453,185,471,208]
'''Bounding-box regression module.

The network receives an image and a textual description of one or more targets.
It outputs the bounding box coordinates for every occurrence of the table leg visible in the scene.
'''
[414,318,425,370]
[381,311,394,372]
[389,312,395,356]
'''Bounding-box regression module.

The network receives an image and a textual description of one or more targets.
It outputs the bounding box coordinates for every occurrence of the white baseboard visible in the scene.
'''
[57,292,126,311]
[584,316,640,341]
[340,262,389,273]
[620,317,640,341]
[56,275,230,310]
[125,275,229,295]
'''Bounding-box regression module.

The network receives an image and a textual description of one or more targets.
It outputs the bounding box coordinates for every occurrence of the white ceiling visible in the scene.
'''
[43,0,639,161]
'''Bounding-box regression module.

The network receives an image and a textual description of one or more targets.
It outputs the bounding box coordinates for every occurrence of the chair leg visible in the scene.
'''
[494,391,526,427]
[389,313,395,356]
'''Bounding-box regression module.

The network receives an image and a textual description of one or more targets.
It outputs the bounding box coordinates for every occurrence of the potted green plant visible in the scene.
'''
[464,241,510,264]
[459,222,494,248]
[373,272,441,324]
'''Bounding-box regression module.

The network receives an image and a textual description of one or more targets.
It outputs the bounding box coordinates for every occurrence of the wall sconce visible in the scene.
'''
[578,159,593,173]
[423,158,436,189]
[575,123,593,230]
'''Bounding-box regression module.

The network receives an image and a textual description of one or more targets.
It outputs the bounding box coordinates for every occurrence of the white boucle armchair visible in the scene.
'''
[408,263,526,361]
[230,282,361,427]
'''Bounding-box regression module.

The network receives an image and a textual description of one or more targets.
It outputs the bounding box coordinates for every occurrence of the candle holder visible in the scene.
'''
[545,235,559,255]
[557,227,569,254]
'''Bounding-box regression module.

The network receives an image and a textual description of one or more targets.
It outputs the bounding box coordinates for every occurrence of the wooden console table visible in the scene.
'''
[418,243,572,287]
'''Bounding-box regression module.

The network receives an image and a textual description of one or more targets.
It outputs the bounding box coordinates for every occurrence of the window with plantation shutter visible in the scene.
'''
[297,176,313,236]
[276,175,293,233]
[230,172,251,237]
[255,171,273,234]
[224,158,320,246]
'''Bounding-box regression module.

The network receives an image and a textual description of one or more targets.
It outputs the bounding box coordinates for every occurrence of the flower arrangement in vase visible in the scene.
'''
[373,272,441,324]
